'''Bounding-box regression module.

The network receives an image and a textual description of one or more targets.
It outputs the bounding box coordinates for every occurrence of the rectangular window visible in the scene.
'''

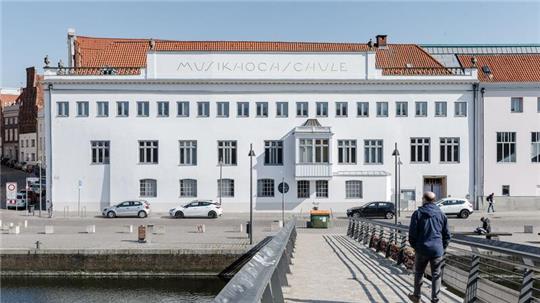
[237,102,249,117]
[137,101,149,117]
[257,179,275,197]
[179,179,197,197]
[179,140,197,165]
[276,102,288,117]
[316,102,328,117]
[218,141,237,165]
[455,102,467,117]
[297,180,310,198]
[296,102,308,117]
[411,137,430,163]
[316,180,328,198]
[264,140,283,165]
[497,132,516,163]
[256,102,268,117]
[91,141,110,164]
[218,179,234,197]
[337,140,356,164]
[346,180,363,198]
[502,185,510,196]
[357,102,369,117]
[57,102,69,117]
[117,101,129,117]
[217,102,229,117]
[140,179,157,197]
[396,102,408,117]
[376,102,388,117]
[198,102,209,117]
[510,97,523,113]
[157,101,169,117]
[76,101,89,117]
[31,139,35,147]
[315,139,329,163]
[537,97,540,113]
[139,140,158,164]
[177,101,189,117]
[364,140,384,164]
[336,102,348,117]
[97,101,109,117]
[435,102,447,117]
[532,132,540,163]
[299,139,313,163]
[415,102,427,117]
[440,137,460,163]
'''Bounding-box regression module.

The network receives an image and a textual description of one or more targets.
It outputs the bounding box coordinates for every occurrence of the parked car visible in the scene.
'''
[1,157,9,165]
[7,159,17,167]
[102,200,150,218]
[436,198,474,218]
[169,200,222,218]
[346,201,395,219]
[7,193,27,210]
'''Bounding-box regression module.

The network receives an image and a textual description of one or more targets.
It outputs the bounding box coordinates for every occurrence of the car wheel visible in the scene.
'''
[208,211,217,219]
[459,210,470,219]
[175,211,184,218]
[353,212,361,219]
[107,211,116,218]
[385,211,394,220]
[138,211,147,218]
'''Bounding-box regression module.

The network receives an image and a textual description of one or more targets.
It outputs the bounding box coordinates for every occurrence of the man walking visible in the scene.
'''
[486,193,495,213]
[408,192,451,303]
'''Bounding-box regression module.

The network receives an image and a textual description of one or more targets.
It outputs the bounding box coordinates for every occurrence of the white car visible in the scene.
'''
[7,193,27,210]
[169,200,222,218]
[102,200,150,218]
[436,198,474,218]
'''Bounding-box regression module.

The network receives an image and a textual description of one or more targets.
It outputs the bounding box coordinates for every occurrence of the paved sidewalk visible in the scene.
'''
[284,230,461,303]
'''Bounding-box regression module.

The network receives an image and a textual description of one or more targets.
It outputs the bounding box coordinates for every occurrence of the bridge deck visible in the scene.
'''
[283,229,461,303]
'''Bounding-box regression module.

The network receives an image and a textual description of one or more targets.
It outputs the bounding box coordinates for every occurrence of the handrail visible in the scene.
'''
[214,218,297,303]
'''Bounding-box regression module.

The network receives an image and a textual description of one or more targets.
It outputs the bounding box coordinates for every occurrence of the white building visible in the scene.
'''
[43,33,479,213]
[423,45,540,210]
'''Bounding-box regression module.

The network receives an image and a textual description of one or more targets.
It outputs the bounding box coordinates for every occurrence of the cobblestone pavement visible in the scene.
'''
[284,227,461,303]
[0,211,293,251]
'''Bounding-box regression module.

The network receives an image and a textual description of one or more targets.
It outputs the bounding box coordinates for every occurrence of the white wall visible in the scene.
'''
[46,82,474,213]
[482,88,540,197]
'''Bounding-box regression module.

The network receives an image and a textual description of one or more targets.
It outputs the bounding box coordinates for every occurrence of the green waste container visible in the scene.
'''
[310,210,330,228]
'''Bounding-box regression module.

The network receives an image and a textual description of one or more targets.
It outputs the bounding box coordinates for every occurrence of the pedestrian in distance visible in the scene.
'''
[475,217,491,235]
[486,193,495,213]
[408,191,451,303]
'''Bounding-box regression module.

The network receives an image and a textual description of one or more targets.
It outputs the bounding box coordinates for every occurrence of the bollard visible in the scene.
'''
[238,224,243,233]
[45,225,54,234]
[196,224,206,233]
[138,225,146,243]
[24,220,28,228]
[9,222,14,228]
[9,225,20,234]
[86,225,96,233]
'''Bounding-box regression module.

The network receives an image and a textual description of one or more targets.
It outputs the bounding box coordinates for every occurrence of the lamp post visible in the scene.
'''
[38,160,42,217]
[392,143,400,227]
[248,144,255,245]
[218,158,223,205]
[398,157,403,218]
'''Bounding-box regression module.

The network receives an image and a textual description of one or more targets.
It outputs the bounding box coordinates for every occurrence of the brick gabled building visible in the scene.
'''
[17,67,44,164]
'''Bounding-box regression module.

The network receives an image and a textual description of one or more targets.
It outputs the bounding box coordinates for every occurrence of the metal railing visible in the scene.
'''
[347,217,540,303]
[382,66,471,76]
[44,66,141,76]
[214,219,297,303]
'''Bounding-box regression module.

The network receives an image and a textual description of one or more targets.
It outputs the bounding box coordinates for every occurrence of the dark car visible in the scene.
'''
[347,202,395,219]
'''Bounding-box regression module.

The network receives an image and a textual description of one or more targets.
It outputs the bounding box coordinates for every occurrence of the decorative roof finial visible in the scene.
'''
[44,55,50,67]
[57,59,64,69]
[367,39,373,49]
[149,39,156,50]
[471,56,478,67]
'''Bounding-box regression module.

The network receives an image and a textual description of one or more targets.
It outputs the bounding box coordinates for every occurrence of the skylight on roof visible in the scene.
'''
[482,65,492,74]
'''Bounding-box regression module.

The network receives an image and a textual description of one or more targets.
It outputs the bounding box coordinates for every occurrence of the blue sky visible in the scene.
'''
[1,0,539,88]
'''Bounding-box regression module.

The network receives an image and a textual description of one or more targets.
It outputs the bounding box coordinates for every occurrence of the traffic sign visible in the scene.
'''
[6,182,17,200]
[278,182,289,194]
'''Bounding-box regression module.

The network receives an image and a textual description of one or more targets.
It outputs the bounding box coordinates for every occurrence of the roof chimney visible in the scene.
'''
[376,35,388,49]
[67,28,76,67]
[25,67,36,88]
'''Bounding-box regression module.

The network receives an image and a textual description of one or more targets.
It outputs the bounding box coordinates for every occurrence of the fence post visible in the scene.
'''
[518,268,534,303]
[464,254,480,303]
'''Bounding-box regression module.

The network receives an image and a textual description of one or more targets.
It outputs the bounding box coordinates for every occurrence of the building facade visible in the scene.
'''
[423,45,540,209]
[0,89,21,158]
[2,102,20,161]
[18,67,44,165]
[43,33,479,213]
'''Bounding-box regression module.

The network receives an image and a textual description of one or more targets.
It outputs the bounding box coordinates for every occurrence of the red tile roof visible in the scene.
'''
[458,54,540,82]
[0,94,20,108]
[74,36,446,75]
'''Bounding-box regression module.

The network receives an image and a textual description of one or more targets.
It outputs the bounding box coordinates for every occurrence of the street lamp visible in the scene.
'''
[38,160,42,217]
[218,157,223,205]
[392,143,400,227]
[248,144,255,245]
[398,158,403,218]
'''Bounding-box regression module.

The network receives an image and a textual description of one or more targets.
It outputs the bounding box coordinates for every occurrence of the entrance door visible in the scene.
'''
[423,177,447,200]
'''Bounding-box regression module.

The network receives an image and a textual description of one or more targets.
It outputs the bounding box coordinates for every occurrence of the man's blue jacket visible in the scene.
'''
[408,202,451,257]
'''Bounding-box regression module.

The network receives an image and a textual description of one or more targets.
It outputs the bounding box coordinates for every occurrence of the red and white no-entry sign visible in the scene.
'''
[6,182,17,200]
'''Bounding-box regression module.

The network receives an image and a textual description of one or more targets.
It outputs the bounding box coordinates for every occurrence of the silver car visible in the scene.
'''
[102,200,150,218]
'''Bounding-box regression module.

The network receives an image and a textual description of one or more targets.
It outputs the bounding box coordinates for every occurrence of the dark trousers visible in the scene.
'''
[487,202,495,213]
[413,253,444,303]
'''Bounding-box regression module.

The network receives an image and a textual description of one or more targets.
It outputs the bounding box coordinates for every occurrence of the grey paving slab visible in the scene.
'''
[283,230,461,303]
